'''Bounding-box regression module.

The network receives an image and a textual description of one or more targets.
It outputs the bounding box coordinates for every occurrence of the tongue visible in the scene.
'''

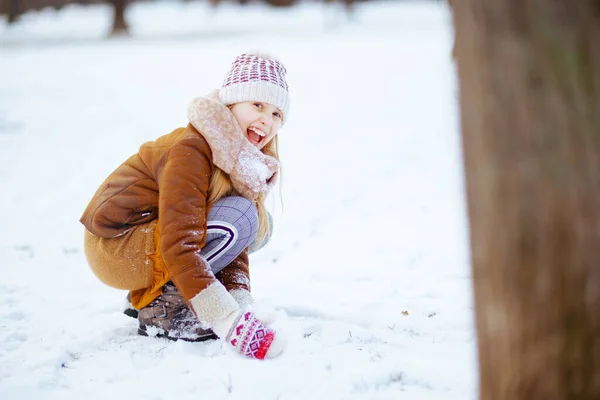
[248,130,261,143]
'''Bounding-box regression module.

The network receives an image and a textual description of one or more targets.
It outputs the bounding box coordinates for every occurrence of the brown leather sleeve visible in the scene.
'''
[215,249,251,293]
[80,156,159,238]
[157,135,216,301]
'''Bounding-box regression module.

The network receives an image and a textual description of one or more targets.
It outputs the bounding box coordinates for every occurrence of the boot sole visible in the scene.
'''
[124,308,139,319]
[137,325,218,342]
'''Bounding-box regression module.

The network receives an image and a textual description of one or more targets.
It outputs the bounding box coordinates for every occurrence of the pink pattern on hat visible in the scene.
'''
[223,53,288,91]
[219,53,290,120]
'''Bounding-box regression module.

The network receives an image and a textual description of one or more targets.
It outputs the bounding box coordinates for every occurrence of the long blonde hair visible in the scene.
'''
[206,136,280,248]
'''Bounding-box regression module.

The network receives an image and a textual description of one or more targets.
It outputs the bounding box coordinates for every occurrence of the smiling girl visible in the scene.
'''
[80,53,289,360]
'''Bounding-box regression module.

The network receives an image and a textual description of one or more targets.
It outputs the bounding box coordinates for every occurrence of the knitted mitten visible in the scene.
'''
[213,309,284,360]
[228,289,281,325]
[229,288,254,308]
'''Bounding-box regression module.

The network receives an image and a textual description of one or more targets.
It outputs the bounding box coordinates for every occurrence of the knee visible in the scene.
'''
[241,198,259,238]
[211,196,259,237]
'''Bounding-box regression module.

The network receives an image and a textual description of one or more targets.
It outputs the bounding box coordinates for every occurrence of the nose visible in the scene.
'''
[260,115,273,129]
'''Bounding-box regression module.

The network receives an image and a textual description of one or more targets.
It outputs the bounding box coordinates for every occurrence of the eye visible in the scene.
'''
[273,111,282,119]
[253,102,263,109]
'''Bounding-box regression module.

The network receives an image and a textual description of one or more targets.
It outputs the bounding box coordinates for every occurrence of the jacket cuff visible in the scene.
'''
[189,281,240,328]
[229,288,254,308]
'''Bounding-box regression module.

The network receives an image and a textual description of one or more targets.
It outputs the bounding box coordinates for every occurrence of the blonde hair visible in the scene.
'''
[206,136,280,248]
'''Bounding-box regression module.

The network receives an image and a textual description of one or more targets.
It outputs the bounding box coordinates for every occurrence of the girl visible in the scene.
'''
[80,53,289,360]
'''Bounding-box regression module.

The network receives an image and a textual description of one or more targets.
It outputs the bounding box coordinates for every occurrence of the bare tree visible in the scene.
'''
[453,1,600,398]
[110,0,128,36]
[323,0,355,17]
[8,0,20,23]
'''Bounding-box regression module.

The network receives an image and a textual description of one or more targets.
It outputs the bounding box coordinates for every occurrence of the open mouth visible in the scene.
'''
[246,126,267,147]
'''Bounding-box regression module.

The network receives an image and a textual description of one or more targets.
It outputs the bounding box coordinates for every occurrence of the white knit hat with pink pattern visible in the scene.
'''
[219,52,290,120]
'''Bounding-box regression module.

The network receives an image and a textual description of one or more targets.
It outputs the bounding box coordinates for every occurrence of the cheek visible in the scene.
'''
[236,117,250,131]
[231,107,252,128]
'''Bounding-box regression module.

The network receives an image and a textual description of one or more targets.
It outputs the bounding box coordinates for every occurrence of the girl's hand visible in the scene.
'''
[212,308,285,360]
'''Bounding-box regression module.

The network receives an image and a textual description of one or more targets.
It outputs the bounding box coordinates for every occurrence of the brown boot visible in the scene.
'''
[137,282,217,342]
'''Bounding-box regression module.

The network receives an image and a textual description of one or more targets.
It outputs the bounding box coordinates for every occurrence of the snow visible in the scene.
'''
[0,1,477,399]
[236,148,273,184]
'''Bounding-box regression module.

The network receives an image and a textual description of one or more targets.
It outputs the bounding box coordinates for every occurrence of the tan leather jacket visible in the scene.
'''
[80,123,249,304]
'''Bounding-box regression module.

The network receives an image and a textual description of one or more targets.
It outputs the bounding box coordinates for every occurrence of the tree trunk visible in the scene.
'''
[453,1,600,399]
[8,0,19,24]
[110,0,129,36]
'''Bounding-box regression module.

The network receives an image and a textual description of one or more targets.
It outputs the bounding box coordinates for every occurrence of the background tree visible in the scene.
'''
[111,0,128,35]
[8,0,19,23]
[452,1,600,398]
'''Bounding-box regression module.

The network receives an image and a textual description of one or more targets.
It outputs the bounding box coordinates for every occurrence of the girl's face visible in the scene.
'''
[230,101,283,150]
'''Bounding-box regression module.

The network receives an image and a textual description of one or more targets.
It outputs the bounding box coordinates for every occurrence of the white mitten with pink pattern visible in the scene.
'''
[212,309,285,360]
[228,289,281,325]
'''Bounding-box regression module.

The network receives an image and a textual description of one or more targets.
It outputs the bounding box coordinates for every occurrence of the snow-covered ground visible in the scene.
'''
[0,1,477,398]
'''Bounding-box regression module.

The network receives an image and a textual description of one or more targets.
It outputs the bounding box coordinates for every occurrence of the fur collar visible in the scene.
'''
[187,91,279,200]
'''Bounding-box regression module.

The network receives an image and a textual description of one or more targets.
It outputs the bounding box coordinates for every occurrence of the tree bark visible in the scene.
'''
[8,0,20,24]
[453,1,600,399]
[110,0,129,36]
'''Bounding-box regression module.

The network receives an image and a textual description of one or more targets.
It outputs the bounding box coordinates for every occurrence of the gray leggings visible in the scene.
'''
[201,196,271,274]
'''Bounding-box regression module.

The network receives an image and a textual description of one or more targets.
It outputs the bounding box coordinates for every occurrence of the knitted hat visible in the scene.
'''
[219,53,290,120]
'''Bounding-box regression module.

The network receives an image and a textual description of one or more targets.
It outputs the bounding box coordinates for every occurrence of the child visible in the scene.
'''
[80,52,289,360]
